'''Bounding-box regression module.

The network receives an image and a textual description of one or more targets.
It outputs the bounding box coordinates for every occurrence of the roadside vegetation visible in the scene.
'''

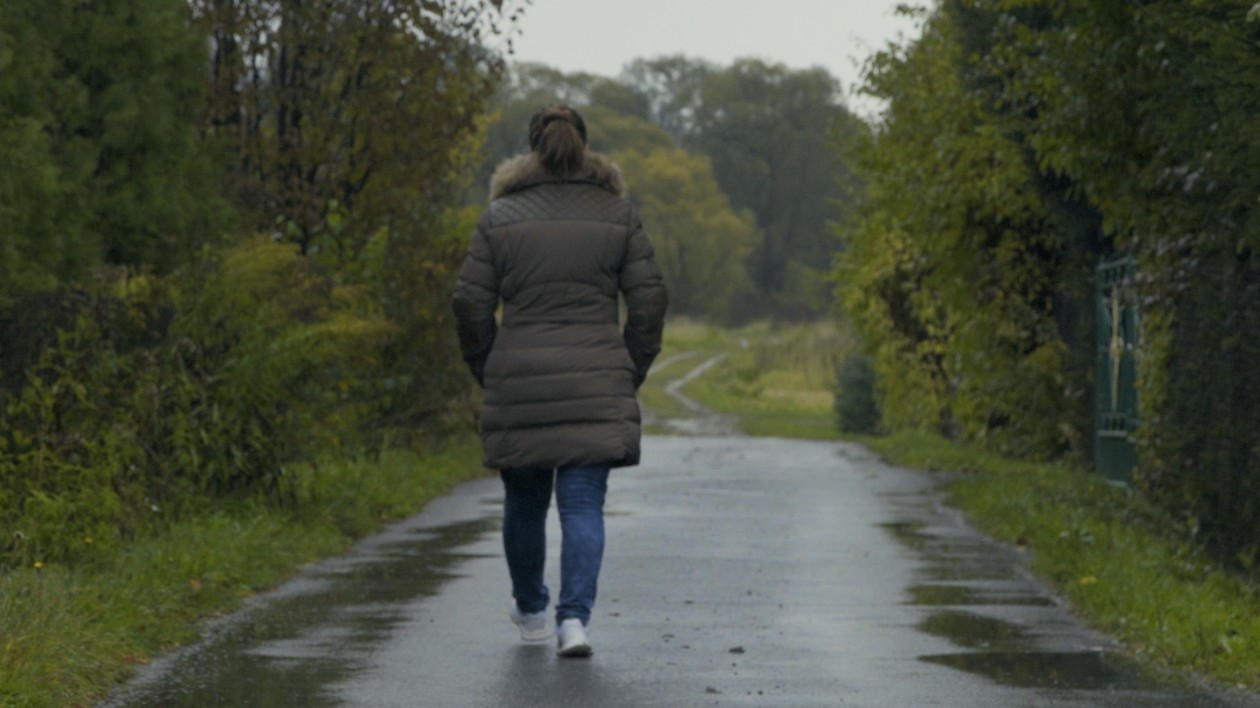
[651,321,1260,693]
[0,440,483,707]
[838,0,1260,568]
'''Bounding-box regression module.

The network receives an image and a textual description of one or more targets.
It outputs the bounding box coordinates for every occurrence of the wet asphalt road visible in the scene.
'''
[101,435,1258,707]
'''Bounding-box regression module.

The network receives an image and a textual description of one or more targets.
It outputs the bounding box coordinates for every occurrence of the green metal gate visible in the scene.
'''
[1096,256,1139,482]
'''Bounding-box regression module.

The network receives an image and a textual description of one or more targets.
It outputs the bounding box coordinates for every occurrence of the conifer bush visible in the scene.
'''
[834,353,879,435]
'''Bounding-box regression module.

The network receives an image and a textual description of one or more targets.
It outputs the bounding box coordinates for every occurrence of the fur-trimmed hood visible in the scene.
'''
[489,150,626,201]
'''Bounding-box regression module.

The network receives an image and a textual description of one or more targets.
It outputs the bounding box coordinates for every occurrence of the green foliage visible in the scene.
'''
[838,8,1082,458]
[471,63,676,204]
[865,429,1036,475]
[0,239,394,569]
[0,0,516,571]
[624,57,864,316]
[845,0,1260,563]
[183,0,515,445]
[0,0,229,294]
[0,6,519,701]
[474,64,761,323]
[372,206,485,439]
[192,0,515,262]
[1,318,136,562]
[477,58,864,321]
[613,148,759,322]
[0,279,212,565]
[173,237,397,475]
[1134,250,1260,564]
[835,354,879,435]
[585,107,677,156]
[838,219,952,434]
[975,0,1260,560]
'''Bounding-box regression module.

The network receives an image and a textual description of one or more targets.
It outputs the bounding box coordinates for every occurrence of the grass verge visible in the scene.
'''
[661,321,1260,693]
[0,435,485,707]
[865,431,1260,691]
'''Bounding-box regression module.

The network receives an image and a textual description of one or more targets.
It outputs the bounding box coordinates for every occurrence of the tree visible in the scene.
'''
[621,55,710,141]
[190,0,519,262]
[842,0,1260,564]
[613,148,759,322]
[624,57,865,315]
[838,4,1079,456]
[583,107,676,156]
[0,0,227,296]
[188,0,524,431]
[972,0,1260,563]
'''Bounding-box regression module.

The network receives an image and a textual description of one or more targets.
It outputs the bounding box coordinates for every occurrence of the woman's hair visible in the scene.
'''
[528,105,587,175]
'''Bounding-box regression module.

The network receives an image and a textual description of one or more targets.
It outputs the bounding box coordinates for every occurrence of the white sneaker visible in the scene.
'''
[556,619,593,658]
[509,602,550,642]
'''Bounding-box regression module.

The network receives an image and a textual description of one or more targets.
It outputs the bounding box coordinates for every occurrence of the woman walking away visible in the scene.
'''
[452,105,668,658]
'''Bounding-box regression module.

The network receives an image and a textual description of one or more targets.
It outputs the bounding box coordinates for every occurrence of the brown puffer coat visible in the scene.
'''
[452,151,668,470]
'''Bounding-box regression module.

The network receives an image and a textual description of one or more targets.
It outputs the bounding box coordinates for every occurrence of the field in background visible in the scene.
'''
[643,318,854,439]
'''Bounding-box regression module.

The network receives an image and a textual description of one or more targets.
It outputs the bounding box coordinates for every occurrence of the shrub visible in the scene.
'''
[0,238,395,569]
[835,353,879,434]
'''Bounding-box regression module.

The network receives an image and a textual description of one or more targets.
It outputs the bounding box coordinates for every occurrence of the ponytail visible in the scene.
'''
[528,105,587,176]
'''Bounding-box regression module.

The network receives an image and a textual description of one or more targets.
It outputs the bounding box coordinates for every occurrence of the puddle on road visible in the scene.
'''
[878,520,933,549]
[918,560,1018,582]
[919,650,1148,690]
[912,609,1158,691]
[906,583,1055,607]
[918,610,1027,650]
[879,521,1019,583]
[101,516,499,707]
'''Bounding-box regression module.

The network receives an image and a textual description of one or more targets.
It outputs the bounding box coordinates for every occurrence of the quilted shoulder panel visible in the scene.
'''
[488,183,630,227]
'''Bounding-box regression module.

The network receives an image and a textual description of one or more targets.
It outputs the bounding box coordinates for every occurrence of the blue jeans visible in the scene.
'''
[501,465,609,626]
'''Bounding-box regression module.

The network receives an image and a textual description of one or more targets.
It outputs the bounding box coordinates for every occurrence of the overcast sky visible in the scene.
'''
[506,0,925,118]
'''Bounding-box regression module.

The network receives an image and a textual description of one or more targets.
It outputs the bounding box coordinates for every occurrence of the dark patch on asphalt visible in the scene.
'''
[919,650,1149,690]
[877,519,931,548]
[918,610,1028,650]
[906,583,1056,607]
